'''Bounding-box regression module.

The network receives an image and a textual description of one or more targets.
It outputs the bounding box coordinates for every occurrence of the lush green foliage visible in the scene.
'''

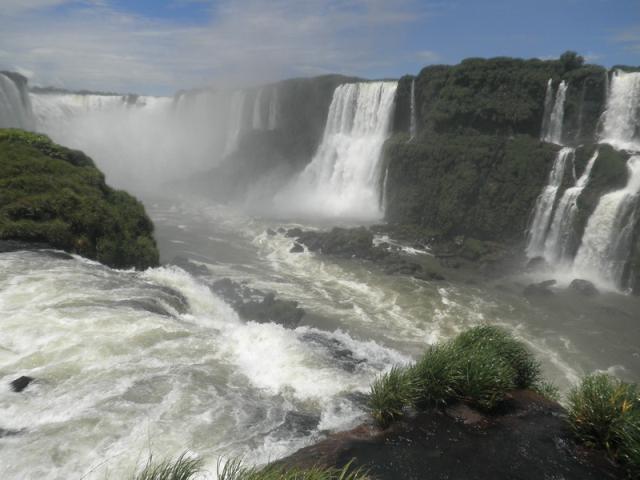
[568,374,640,476]
[0,129,159,269]
[132,453,202,480]
[383,133,559,242]
[368,325,543,426]
[217,458,368,480]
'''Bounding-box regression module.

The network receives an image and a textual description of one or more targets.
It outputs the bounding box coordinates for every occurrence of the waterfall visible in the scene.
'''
[381,166,390,211]
[275,81,398,220]
[267,86,279,130]
[0,72,35,130]
[543,150,599,263]
[599,70,640,151]
[573,156,640,288]
[540,79,554,141]
[224,90,246,156]
[252,88,264,130]
[409,78,417,139]
[542,80,568,145]
[526,147,574,257]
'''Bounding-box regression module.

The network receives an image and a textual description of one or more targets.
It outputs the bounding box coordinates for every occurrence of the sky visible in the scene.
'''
[0,0,638,95]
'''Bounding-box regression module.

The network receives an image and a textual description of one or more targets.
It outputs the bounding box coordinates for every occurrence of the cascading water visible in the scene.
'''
[599,70,640,151]
[252,88,264,130]
[267,86,279,130]
[526,147,574,257]
[409,78,417,140]
[0,72,35,129]
[274,81,398,220]
[541,80,568,145]
[543,150,599,263]
[540,79,554,141]
[573,156,640,289]
[224,91,246,156]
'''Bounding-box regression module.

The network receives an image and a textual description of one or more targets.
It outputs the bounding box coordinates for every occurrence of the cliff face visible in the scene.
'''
[0,129,159,269]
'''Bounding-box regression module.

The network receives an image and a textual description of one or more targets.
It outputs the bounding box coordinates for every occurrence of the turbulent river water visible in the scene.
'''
[1,196,640,479]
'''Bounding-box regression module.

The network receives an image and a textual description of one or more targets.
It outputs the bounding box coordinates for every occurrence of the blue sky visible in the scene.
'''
[0,0,638,95]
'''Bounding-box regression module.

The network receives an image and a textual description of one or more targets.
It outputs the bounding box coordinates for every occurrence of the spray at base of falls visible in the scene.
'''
[274,81,398,221]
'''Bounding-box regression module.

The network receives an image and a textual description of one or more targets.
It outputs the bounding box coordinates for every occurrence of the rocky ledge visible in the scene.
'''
[277,390,621,479]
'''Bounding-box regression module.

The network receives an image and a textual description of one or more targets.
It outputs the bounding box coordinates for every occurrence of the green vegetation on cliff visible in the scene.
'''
[0,129,159,269]
[383,133,559,242]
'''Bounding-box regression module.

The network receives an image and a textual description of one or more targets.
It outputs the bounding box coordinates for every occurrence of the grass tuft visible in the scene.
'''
[368,325,543,425]
[132,452,202,480]
[567,373,640,476]
[217,458,368,480]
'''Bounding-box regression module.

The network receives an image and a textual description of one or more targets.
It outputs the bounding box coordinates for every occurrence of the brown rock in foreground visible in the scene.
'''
[277,390,622,479]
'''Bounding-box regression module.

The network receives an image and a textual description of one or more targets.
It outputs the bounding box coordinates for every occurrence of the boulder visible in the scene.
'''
[525,256,550,272]
[524,279,556,297]
[266,228,277,236]
[569,279,599,296]
[290,243,304,253]
[10,376,34,392]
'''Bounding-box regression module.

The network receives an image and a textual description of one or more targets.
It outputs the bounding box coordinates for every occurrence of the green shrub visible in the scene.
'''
[369,366,417,427]
[217,458,367,480]
[368,325,543,425]
[567,374,640,475]
[132,453,202,480]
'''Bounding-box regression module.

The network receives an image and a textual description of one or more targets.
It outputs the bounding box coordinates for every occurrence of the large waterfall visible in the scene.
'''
[252,88,264,130]
[573,156,640,288]
[526,147,574,257]
[541,80,568,145]
[274,81,398,220]
[0,72,35,129]
[543,150,599,264]
[224,91,247,155]
[599,70,640,151]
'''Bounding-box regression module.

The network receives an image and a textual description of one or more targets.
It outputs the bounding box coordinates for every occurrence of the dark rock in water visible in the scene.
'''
[526,256,550,272]
[212,278,304,328]
[155,286,190,314]
[114,299,173,317]
[300,332,365,373]
[281,411,321,437]
[276,390,621,479]
[286,227,304,238]
[0,427,21,437]
[277,227,286,234]
[169,256,210,277]
[290,243,304,253]
[238,293,305,329]
[10,376,34,392]
[266,228,277,236]
[524,279,556,297]
[569,279,599,296]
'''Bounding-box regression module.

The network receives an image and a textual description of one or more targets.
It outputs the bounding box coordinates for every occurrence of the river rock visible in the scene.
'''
[290,243,304,253]
[569,279,599,296]
[10,376,34,392]
[266,228,277,236]
[525,256,550,272]
[524,279,556,297]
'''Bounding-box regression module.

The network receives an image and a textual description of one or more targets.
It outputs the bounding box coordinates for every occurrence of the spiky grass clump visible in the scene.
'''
[132,453,202,480]
[368,325,543,426]
[567,374,640,475]
[452,325,541,388]
[217,458,368,480]
[369,366,418,427]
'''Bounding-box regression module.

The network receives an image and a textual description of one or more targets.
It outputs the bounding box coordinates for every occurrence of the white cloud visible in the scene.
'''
[0,0,436,94]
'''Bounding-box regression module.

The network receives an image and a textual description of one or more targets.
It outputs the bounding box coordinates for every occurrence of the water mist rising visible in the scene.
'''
[274,81,397,221]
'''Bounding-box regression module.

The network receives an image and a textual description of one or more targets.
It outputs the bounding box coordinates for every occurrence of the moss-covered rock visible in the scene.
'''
[0,129,159,269]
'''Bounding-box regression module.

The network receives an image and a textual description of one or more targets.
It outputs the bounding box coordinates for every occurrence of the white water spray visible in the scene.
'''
[224,91,247,156]
[599,70,640,152]
[274,81,397,220]
[543,150,599,263]
[252,88,264,130]
[267,86,279,130]
[526,147,574,257]
[542,80,568,145]
[573,156,640,289]
[409,78,417,140]
[0,73,35,130]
